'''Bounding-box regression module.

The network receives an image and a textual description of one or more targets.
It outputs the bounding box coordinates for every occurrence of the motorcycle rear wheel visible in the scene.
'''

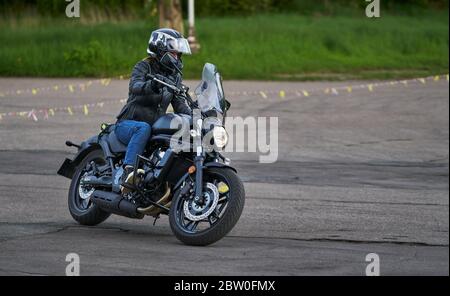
[68,149,111,226]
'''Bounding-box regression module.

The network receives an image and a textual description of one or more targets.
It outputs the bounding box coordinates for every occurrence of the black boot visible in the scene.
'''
[120,165,144,194]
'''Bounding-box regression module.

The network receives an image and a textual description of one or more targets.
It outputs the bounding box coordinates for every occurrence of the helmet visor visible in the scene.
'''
[167,38,192,55]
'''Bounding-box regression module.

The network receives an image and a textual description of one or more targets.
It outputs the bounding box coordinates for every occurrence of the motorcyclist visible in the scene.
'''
[115,28,192,193]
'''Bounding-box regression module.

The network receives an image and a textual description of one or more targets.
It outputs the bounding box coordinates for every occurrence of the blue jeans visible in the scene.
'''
[115,120,151,166]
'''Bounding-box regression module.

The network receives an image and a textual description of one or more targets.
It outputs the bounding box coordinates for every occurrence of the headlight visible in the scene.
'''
[213,126,228,149]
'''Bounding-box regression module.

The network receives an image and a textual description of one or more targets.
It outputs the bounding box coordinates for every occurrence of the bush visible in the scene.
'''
[1,0,447,19]
[0,0,152,19]
[64,40,108,76]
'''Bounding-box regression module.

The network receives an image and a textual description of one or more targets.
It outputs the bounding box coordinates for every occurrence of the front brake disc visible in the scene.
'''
[183,182,219,222]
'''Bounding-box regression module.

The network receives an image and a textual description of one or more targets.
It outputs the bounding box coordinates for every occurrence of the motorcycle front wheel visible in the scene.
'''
[169,168,245,246]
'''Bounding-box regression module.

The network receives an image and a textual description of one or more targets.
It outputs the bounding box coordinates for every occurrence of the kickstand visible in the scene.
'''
[153,215,160,226]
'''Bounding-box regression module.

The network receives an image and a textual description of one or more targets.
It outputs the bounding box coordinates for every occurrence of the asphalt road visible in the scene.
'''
[0,77,448,275]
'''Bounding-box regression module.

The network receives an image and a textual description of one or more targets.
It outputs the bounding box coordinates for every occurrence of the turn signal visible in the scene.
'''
[188,166,196,174]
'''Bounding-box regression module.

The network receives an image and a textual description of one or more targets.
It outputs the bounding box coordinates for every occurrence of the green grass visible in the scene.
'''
[0,12,448,80]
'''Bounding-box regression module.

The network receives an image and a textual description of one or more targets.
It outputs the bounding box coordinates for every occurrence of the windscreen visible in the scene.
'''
[195,63,225,114]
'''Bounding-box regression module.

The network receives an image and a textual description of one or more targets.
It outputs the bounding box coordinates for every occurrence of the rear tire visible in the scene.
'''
[169,168,245,246]
[68,149,111,226]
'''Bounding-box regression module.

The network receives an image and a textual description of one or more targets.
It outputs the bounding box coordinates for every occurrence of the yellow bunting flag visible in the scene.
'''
[434,75,440,81]
[368,84,374,92]
[419,78,426,84]
[68,85,75,93]
[83,105,89,116]
[259,91,267,99]
[119,75,124,80]
[324,88,330,94]
[101,79,111,86]
[302,90,309,97]
[279,90,285,98]
[49,109,55,116]
[32,89,38,95]
[346,86,352,93]
[447,74,449,82]
[67,107,73,115]
[53,85,59,91]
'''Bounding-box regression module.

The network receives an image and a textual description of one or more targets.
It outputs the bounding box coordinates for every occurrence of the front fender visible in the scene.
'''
[203,162,237,173]
[173,161,237,191]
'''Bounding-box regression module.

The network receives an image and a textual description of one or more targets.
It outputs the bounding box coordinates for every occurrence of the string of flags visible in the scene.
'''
[0,74,448,122]
[0,76,126,98]
[227,74,449,99]
[0,99,123,122]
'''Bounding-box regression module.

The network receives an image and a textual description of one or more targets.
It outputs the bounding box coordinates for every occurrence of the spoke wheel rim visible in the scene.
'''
[175,173,231,234]
[74,157,106,212]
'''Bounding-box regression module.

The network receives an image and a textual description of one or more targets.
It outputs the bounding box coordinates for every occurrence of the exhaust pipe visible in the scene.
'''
[92,190,144,219]
[80,175,112,187]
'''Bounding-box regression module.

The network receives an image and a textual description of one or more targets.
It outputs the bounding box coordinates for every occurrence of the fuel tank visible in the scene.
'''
[152,113,192,135]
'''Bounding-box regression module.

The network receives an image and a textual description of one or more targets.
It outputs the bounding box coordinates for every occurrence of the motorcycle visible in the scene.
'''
[57,63,245,246]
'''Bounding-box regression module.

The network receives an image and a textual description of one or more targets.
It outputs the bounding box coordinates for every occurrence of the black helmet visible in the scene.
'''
[147,28,191,74]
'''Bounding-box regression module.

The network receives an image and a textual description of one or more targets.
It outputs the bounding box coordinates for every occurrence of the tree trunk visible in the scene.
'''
[158,0,184,35]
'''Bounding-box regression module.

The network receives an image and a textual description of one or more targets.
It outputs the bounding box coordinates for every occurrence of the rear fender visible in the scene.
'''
[57,136,102,179]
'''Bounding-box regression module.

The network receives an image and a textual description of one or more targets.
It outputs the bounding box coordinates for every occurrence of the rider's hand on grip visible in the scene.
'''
[144,74,166,93]
[144,80,158,94]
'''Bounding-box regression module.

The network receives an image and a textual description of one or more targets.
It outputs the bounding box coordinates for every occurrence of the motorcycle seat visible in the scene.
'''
[107,129,127,153]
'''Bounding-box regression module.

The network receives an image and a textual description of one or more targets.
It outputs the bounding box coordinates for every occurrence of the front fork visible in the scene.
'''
[194,155,204,202]
[193,117,204,202]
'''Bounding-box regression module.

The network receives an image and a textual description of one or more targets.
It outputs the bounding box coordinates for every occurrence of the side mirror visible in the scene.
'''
[221,99,231,125]
[224,99,231,111]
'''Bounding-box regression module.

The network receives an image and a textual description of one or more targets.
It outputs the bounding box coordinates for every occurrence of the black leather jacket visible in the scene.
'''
[116,58,191,125]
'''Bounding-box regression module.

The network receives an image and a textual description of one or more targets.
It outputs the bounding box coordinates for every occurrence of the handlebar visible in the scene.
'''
[146,74,182,94]
[146,74,198,109]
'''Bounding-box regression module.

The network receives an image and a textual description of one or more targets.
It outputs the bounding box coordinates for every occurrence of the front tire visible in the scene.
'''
[169,168,245,246]
[68,149,111,226]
